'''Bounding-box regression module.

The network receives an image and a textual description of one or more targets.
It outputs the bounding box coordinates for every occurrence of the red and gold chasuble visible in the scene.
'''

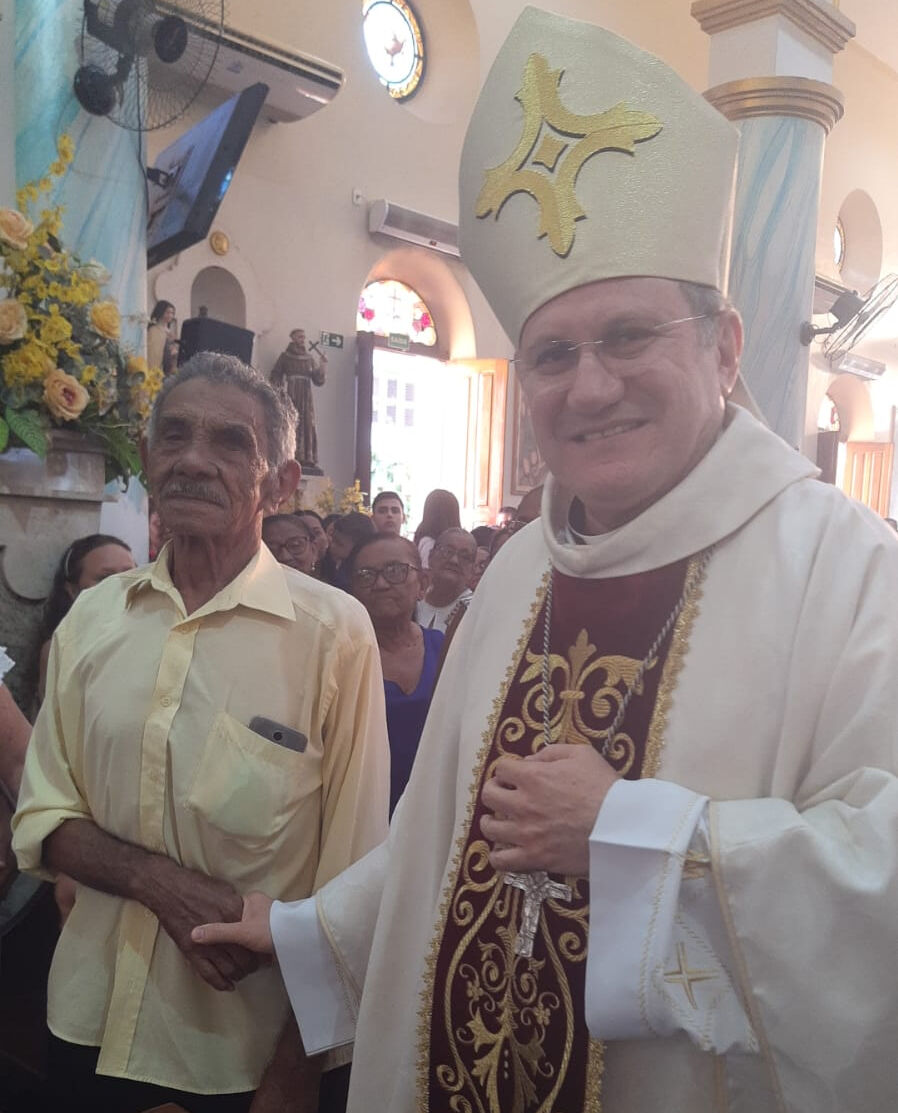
[420,556,704,1113]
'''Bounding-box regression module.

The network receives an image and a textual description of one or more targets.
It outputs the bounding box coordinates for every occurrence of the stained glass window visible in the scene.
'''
[362,0,425,101]
[357,278,437,347]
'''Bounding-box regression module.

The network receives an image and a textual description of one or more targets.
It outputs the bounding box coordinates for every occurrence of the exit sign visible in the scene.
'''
[320,331,344,349]
[388,332,410,351]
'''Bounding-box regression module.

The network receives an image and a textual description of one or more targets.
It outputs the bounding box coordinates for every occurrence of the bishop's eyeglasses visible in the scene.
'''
[351,561,420,589]
[511,313,719,379]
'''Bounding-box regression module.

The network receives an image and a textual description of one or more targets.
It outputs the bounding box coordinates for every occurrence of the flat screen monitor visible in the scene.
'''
[146,82,268,268]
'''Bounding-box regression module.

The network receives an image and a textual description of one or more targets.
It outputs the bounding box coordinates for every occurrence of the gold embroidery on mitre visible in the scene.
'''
[475,53,663,257]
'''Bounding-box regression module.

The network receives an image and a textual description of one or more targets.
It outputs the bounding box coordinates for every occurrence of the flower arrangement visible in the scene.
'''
[305,478,370,517]
[0,136,163,486]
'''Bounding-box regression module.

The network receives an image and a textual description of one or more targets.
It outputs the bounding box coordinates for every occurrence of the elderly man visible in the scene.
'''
[193,10,898,1113]
[12,354,389,1112]
[370,491,406,536]
[414,527,475,633]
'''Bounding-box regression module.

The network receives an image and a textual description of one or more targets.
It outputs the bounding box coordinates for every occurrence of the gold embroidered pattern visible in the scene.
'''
[416,572,551,1111]
[662,942,717,1009]
[476,53,662,257]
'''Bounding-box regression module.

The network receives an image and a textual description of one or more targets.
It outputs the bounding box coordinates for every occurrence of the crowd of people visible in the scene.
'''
[2,6,897,1113]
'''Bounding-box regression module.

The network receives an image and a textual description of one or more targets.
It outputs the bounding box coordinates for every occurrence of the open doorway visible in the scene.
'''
[370,347,468,530]
[356,278,505,529]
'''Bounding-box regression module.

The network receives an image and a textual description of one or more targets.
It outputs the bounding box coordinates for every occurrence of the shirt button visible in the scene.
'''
[160,696,172,707]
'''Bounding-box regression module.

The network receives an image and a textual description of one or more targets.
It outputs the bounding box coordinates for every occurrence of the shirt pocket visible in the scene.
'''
[185,711,317,842]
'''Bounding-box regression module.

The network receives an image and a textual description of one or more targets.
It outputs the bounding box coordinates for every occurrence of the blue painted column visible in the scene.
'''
[15,0,150,557]
[724,108,829,447]
[693,0,855,450]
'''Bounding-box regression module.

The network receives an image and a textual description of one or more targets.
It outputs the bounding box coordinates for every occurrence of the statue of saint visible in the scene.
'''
[270,328,327,472]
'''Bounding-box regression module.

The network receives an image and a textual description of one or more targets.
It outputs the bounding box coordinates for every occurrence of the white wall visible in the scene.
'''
[148,0,898,507]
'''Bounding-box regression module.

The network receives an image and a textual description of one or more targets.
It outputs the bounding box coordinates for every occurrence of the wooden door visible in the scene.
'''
[455,358,508,526]
[841,441,893,516]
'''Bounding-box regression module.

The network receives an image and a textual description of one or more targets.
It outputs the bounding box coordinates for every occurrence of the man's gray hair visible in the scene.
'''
[148,352,297,469]
[677,281,731,347]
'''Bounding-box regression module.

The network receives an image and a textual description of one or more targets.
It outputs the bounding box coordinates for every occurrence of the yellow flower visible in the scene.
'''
[2,340,54,388]
[0,298,28,345]
[0,208,34,251]
[127,355,149,377]
[43,368,89,421]
[81,364,97,384]
[90,300,121,340]
[39,310,73,346]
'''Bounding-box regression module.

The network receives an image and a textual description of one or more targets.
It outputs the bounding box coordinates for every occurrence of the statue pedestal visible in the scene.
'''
[0,432,106,710]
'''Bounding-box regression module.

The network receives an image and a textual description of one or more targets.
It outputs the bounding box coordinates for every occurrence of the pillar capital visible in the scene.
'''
[691,0,855,55]
[706,75,844,131]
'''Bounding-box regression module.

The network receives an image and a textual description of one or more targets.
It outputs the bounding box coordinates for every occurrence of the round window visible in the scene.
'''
[362,0,426,101]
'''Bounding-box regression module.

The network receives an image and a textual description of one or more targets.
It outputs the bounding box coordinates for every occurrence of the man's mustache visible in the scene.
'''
[161,480,226,506]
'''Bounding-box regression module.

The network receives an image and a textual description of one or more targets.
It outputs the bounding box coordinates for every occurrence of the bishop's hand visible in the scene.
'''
[480,744,619,876]
[192,890,276,955]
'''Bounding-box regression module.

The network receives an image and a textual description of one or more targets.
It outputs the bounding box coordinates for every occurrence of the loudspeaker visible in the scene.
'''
[179,317,255,365]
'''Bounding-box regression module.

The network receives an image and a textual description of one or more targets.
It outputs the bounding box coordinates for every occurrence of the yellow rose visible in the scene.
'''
[0,298,28,344]
[127,355,149,377]
[89,300,121,340]
[0,208,35,251]
[43,368,90,422]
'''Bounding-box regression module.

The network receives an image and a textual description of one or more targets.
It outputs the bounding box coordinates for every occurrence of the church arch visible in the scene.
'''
[361,246,475,359]
[148,231,275,345]
[190,266,247,327]
[837,190,883,296]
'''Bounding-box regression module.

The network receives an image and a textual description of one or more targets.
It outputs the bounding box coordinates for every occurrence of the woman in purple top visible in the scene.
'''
[348,534,444,815]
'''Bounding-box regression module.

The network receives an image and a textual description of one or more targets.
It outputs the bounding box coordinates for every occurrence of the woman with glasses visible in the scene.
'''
[261,514,316,576]
[348,535,444,816]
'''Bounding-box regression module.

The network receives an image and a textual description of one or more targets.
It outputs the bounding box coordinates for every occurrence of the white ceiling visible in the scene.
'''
[843,0,898,76]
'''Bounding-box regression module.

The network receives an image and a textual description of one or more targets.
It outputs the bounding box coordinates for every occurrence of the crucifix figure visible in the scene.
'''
[504,870,572,958]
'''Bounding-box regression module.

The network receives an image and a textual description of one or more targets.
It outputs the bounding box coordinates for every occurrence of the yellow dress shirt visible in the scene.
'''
[12,543,390,1093]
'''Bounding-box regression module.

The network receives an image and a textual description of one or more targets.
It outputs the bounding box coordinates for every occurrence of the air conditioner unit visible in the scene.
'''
[368,199,460,257]
[831,352,886,380]
[160,3,344,123]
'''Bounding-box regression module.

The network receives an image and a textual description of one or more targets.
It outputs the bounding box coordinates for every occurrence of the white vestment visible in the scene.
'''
[274,405,898,1113]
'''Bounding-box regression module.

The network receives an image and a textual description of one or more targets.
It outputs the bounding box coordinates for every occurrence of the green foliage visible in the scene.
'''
[5,406,48,457]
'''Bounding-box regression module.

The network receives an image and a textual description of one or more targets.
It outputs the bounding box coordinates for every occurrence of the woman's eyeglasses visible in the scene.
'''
[351,561,419,589]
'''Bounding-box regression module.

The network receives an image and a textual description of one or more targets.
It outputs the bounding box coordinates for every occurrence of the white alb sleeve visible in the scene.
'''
[270,897,356,1054]
[586,778,757,1054]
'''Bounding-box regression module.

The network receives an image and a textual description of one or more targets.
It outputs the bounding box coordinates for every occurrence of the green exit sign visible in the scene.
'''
[388,332,410,351]
[320,331,344,349]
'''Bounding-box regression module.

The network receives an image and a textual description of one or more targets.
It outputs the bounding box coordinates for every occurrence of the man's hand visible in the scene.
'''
[142,858,264,992]
[42,818,263,993]
[480,744,619,876]
[192,890,275,954]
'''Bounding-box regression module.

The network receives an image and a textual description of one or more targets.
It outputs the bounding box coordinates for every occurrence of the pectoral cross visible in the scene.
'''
[504,870,572,958]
